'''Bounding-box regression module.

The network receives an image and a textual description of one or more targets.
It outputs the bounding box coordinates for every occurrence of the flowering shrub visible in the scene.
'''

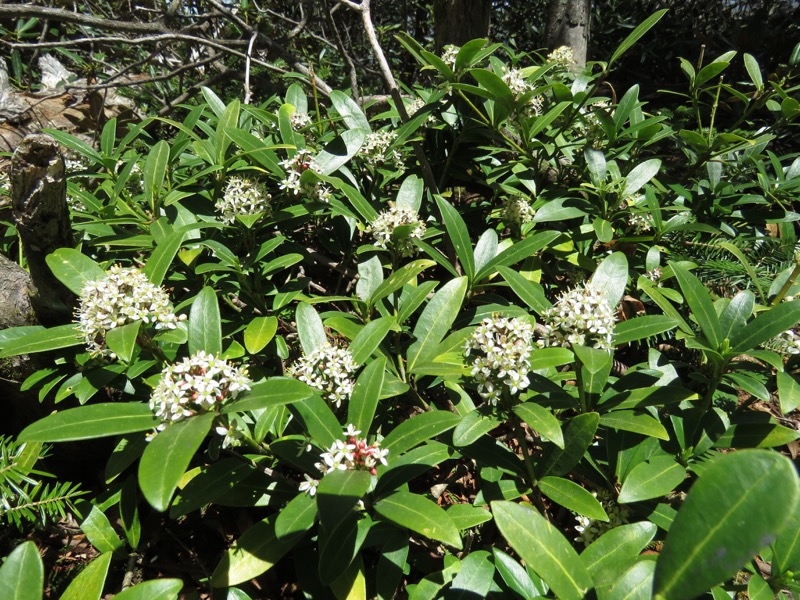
[369,201,427,257]
[215,175,272,224]
[288,342,357,408]
[538,283,617,351]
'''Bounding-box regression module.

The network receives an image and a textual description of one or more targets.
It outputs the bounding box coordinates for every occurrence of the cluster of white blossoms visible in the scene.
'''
[278,149,331,201]
[290,112,312,129]
[289,343,358,408]
[503,196,536,227]
[77,266,183,355]
[501,68,545,119]
[538,283,616,351]
[547,45,576,68]
[574,489,630,546]
[465,316,535,404]
[369,202,427,257]
[215,176,272,225]
[362,130,403,168]
[149,351,251,430]
[773,328,800,355]
[620,194,652,233]
[441,44,459,69]
[406,98,437,124]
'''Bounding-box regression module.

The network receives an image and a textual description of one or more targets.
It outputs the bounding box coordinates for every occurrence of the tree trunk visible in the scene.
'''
[545,0,591,68]
[433,0,491,52]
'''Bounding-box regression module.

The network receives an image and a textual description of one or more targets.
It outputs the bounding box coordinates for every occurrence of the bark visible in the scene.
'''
[10,134,75,326]
[433,0,491,51]
[545,0,591,68]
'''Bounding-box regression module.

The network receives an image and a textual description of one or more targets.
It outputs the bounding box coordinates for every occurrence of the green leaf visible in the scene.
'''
[19,403,159,442]
[291,393,341,449]
[492,548,543,600]
[590,252,628,308]
[538,412,599,478]
[778,371,800,415]
[275,492,317,540]
[143,225,191,286]
[80,506,122,553]
[513,402,563,448]
[448,551,494,599]
[447,504,493,530]
[452,411,501,447]
[59,552,112,600]
[114,579,183,600]
[600,410,669,440]
[381,409,460,456]
[243,316,278,354]
[730,300,800,353]
[211,515,302,587]
[138,413,215,512]
[499,267,551,314]
[574,344,614,397]
[608,9,668,66]
[671,263,723,350]
[653,450,799,600]
[296,302,327,355]
[0,324,81,358]
[45,248,104,295]
[492,501,592,600]
[539,477,608,520]
[744,53,763,90]
[773,492,800,576]
[581,522,658,587]
[350,319,395,364]
[606,561,656,600]
[347,357,386,434]
[473,230,498,276]
[169,459,255,518]
[436,196,474,281]
[0,541,43,600]
[105,321,141,363]
[623,159,661,196]
[188,286,222,356]
[585,148,607,185]
[317,469,372,528]
[476,231,560,282]
[143,140,170,209]
[314,128,368,176]
[619,456,685,503]
[614,315,677,346]
[406,277,468,373]
[713,421,799,449]
[374,492,462,549]
[224,377,313,413]
[329,90,370,131]
[369,259,436,307]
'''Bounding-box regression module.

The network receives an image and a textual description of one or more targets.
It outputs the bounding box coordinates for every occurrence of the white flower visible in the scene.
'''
[279,149,327,199]
[299,473,319,496]
[441,45,459,69]
[502,68,530,97]
[548,46,576,68]
[538,283,616,351]
[149,351,250,430]
[369,202,426,257]
[76,266,183,356]
[465,316,534,404]
[290,112,312,129]
[503,197,535,227]
[773,328,800,355]
[315,424,389,476]
[406,98,436,124]
[288,343,358,408]
[362,130,403,168]
[574,489,630,546]
[216,176,272,224]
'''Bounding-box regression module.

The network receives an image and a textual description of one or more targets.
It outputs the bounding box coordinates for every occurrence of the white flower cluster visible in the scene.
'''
[362,130,403,168]
[149,351,251,430]
[369,202,427,257]
[406,98,436,124]
[278,149,330,201]
[548,45,576,68]
[465,316,534,404]
[774,328,800,355]
[317,425,389,476]
[620,194,652,232]
[574,489,630,546]
[289,343,358,408]
[538,284,616,351]
[503,196,536,227]
[215,176,272,225]
[441,45,459,69]
[502,68,529,96]
[77,266,183,355]
[291,112,312,129]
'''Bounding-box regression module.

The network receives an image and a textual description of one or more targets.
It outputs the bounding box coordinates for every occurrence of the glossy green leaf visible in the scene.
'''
[46,248,104,295]
[608,9,667,66]
[600,410,669,440]
[59,552,112,600]
[605,561,656,600]
[622,159,661,197]
[188,286,222,356]
[138,413,215,512]
[0,541,43,600]
[492,548,543,600]
[473,229,498,275]
[730,299,800,353]
[374,491,462,549]
[539,477,608,520]
[114,579,183,600]
[574,344,614,397]
[713,422,799,448]
[0,324,81,358]
[493,501,592,600]
[581,521,658,587]
[446,504,493,530]
[81,505,123,553]
[476,231,560,282]
[449,550,494,598]
[143,225,193,286]
[291,393,341,449]
[224,377,313,413]
[499,266,551,314]
[329,90,370,131]
[319,513,372,585]
[538,412,599,478]
[19,403,159,442]
[350,319,395,364]
[296,302,327,355]
[654,450,799,600]
[314,128,368,176]
[513,402,564,448]
[590,252,628,308]
[777,371,800,414]
[105,321,141,363]
[452,411,500,447]
[718,291,755,343]
[436,196,474,281]
[170,459,255,518]
[347,357,386,434]
[275,492,317,540]
[243,316,278,354]
[369,259,435,307]
[614,315,677,346]
[407,277,467,373]
[773,491,800,576]
[671,263,723,350]
[381,409,460,456]
[143,140,170,208]
[744,53,763,90]
[619,456,685,503]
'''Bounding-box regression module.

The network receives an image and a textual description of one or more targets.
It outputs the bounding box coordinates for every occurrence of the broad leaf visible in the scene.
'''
[347,357,386,434]
[188,286,222,356]
[730,299,800,353]
[406,277,467,373]
[538,412,599,478]
[671,263,723,350]
[619,456,685,503]
[329,90,370,131]
[590,252,628,308]
[114,579,183,600]
[244,316,278,354]
[436,196,474,281]
[380,410,460,456]
[374,491,462,549]
[0,541,43,600]
[59,552,112,600]
[46,248,104,295]
[581,521,658,587]
[539,476,608,520]
[0,324,81,358]
[513,402,564,448]
[614,315,677,346]
[314,128,368,176]
[275,492,317,540]
[19,403,159,442]
[296,302,327,355]
[599,410,669,440]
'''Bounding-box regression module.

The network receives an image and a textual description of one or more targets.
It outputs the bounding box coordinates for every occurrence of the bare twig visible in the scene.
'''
[244,31,258,104]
